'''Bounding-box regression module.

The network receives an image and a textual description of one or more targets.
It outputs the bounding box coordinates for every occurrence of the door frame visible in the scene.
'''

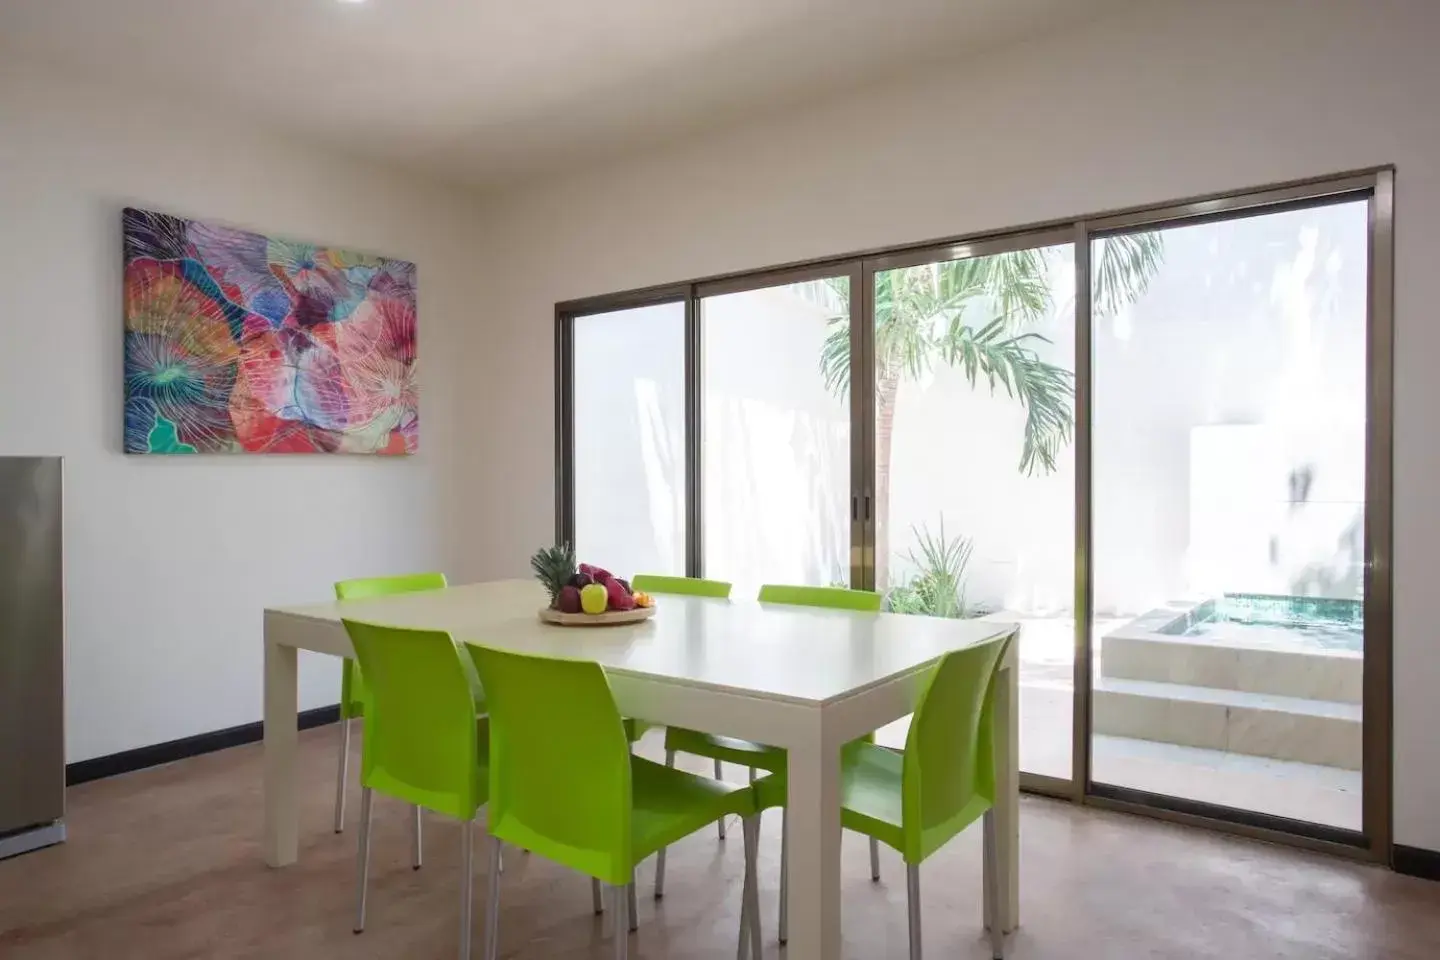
[1073,171,1394,861]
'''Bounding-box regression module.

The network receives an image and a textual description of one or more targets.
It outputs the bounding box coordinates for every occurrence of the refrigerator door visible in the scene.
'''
[0,457,64,841]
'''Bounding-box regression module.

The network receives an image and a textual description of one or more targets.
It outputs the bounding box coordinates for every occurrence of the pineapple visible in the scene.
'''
[530,543,577,607]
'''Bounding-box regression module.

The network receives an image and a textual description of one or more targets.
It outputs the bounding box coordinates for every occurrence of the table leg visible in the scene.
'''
[263,639,299,867]
[983,644,1020,933]
[784,729,842,960]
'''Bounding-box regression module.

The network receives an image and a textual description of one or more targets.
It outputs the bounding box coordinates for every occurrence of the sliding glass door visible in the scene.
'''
[698,273,855,595]
[866,237,1078,782]
[568,300,687,576]
[556,169,1392,857]
[1086,197,1374,834]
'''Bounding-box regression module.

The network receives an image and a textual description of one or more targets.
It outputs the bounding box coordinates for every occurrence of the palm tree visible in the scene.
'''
[820,236,1163,588]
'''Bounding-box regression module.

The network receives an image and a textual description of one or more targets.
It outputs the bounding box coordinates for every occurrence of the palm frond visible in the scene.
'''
[813,239,1154,480]
[939,317,1074,475]
[822,275,851,312]
[1093,232,1164,318]
[818,277,855,395]
[939,249,1051,328]
[819,315,852,396]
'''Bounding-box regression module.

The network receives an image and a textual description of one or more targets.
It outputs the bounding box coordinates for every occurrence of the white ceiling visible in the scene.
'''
[0,0,1129,190]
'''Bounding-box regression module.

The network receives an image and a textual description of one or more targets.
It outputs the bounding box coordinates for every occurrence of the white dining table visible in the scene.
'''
[261,579,1020,960]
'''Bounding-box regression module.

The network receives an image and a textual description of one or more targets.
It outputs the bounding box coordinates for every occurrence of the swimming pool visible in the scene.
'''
[1158,593,1363,653]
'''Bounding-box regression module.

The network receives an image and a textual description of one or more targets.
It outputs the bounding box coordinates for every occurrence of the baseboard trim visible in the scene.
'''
[65,705,340,786]
[1394,844,1440,882]
[0,821,66,860]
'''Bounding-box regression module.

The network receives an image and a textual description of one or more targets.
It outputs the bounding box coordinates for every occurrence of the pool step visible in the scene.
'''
[1091,677,1360,770]
[1101,632,1362,704]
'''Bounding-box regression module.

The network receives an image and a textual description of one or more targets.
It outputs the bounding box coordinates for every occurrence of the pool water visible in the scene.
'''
[1161,593,1363,653]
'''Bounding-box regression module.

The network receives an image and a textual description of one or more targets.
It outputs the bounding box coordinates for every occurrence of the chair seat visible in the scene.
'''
[842,741,991,861]
[753,741,990,863]
[664,726,785,771]
[630,755,757,861]
[835,741,906,852]
[667,725,878,773]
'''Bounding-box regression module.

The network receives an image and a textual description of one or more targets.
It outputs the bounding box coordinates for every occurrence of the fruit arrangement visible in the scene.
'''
[530,544,656,617]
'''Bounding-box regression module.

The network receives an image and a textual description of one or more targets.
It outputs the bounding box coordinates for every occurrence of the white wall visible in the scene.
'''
[0,60,485,762]
[458,0,1440,847]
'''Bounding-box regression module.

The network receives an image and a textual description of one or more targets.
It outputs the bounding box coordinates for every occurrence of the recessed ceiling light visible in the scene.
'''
[338,0,366,4]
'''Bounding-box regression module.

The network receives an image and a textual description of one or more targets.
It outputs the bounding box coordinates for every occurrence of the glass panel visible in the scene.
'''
[1090,200,1368,830]
[876,245,1076,776]
[701,279,851,596]
[572,302,686,577]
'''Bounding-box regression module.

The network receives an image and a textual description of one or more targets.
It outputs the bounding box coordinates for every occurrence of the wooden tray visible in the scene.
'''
[537,605,656,627]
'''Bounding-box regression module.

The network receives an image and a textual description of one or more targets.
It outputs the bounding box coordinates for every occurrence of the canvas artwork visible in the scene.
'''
[123,207,418,454]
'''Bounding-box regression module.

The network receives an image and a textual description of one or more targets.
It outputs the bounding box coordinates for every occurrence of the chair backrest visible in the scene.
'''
[901,633,1011,862]
[757,583,882,612]
[340,619,484,820]
[631,574,732,598]
[334,572,448,718]
[466,644,635,886]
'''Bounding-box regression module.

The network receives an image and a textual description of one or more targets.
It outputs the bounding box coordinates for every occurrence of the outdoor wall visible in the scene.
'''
[0,59,484,762]
[459,0,1440,847]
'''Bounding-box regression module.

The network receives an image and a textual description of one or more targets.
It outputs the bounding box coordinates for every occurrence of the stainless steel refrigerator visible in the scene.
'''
[0,457,65,859]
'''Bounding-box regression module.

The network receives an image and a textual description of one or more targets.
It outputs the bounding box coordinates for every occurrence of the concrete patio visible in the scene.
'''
[877,616,1362,831]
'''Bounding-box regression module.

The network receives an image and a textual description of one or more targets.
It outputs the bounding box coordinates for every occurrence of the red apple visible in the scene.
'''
[605,577,635,611]
[557,585,582,614]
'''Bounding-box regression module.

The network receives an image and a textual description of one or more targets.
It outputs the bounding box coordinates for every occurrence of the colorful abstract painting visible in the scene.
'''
[123,208,418,454]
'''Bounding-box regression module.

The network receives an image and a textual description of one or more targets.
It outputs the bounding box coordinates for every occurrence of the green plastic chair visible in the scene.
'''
[654,582,884,916]
[625,576,734,813]
[618,576,732,745]
[333,572,449,839]
[466,643,763,960]
[340,619,489,959]
[631,574,733,598]
[757,583,883,612]
[755,634,1012,960]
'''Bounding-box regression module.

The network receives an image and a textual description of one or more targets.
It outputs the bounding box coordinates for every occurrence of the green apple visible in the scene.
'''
[580,582,608,614]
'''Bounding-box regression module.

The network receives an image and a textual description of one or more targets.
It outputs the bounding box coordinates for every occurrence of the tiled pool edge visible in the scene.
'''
[1096,599,1362,770]
[1102,599,1362,704]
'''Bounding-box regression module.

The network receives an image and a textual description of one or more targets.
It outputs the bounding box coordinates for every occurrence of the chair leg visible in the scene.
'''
[483,834,503,960]
[715,758,727,840]
[592,878,604,915]
[412,805,424,870]
[906,862,922,960]
[870,837,881,882]
[628,873,638,932]
[459,820,474,960]
[655,750,675,899]
[610,884,630,960]
[479,807,503,874]
[741,815,763,960]
[353,786,374,934]
[333,718,351,833]
[778,808,788,944]
[737,826,752,960]
[983,810,1004,959]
